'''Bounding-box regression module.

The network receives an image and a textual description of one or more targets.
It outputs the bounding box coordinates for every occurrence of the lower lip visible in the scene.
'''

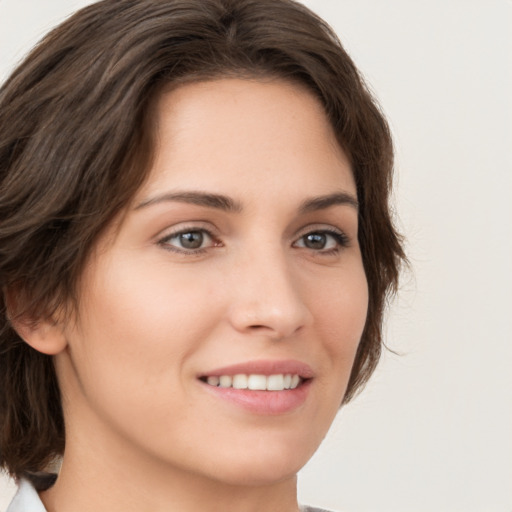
[200,380,312,415]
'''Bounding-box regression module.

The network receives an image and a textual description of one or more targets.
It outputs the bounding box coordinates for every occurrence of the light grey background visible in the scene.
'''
[1,1,511,511]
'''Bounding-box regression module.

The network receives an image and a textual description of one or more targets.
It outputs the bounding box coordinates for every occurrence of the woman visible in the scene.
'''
[0,1,404,511]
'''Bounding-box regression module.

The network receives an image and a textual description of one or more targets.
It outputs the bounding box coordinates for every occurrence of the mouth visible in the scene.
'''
[197,360,313,414]
[200,373,305,391]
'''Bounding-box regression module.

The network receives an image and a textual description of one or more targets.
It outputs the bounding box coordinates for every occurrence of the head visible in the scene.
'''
[0,0,404,485]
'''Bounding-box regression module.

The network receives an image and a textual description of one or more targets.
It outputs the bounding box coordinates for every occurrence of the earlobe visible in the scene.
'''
[10,315,68,355]
[4,288,68,355]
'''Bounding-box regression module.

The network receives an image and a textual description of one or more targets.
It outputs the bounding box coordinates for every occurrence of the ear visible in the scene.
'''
[4,288,68,355]
[11,315,68,355]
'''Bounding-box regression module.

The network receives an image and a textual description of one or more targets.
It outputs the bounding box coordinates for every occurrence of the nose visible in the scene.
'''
[227,249,312,340]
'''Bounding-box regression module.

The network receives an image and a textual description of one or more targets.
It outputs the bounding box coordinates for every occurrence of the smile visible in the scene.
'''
[203,374,302,391]
[198,360,313,414]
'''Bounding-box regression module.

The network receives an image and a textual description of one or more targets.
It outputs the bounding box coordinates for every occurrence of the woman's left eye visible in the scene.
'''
[159,229,216,253]
[294,230,349,252]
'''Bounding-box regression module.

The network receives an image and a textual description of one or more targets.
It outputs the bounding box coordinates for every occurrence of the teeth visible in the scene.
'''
[205,374,302,391]
[206,376,220,387]
[267,374,284,391]
[248,374,267,390]
[219,375,232,388]
[232,374,248,389]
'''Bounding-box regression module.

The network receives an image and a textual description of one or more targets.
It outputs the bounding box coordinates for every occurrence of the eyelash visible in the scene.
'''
[158,227,218,255]
[157,226,350,256]
[294,228,350,255]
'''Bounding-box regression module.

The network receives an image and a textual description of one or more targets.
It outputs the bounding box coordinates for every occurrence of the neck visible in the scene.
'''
[41,463,299,512]
[40,423,300,512]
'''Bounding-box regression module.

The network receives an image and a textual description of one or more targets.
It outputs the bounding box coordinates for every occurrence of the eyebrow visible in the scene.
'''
[298,192,359,213]
[135,190,358,213]
[135,191,243,212]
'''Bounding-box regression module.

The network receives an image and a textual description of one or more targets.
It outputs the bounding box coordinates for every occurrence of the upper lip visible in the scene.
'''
[199,359,314,379]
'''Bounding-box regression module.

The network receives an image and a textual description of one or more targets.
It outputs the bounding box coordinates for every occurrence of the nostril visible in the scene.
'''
[229,295,311,339]
[248,325,283,335]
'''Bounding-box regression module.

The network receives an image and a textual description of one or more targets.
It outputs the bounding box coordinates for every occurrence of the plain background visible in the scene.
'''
[1,1,511,511]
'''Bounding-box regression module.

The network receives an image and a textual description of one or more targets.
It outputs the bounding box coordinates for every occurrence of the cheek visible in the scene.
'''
[308,260,368,404]
[82,254,217,346]
[313,263,368,347]
[66,257,218,402]
[60,258,224,451]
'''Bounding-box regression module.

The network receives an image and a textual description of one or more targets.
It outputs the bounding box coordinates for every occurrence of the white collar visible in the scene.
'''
[6,479,47,512]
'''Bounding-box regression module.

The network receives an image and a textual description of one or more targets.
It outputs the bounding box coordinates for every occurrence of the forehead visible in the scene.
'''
[137,78,355,205]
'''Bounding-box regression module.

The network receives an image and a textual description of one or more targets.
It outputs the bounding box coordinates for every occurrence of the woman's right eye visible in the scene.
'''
[158,229,217,253]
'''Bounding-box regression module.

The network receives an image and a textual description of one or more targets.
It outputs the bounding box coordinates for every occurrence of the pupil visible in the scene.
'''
[305,233,326,249]
[180,231,203,249]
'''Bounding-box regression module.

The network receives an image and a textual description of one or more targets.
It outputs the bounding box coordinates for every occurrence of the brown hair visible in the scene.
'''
[0,0,404,481]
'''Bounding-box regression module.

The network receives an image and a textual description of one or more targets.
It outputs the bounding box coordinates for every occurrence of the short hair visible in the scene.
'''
[0,0,405,481]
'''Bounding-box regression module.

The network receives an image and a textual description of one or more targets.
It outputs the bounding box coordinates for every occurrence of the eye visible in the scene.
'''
[158,228,217,253]
[294,229,349,252]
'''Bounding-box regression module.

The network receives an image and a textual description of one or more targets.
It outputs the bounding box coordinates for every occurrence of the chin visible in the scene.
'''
[207,459,302,488]
[197,436,317,487]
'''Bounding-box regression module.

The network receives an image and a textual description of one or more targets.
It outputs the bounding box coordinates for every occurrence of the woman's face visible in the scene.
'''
[55,78,368,486]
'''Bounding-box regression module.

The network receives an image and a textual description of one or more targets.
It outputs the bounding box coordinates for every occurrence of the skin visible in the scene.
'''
[22,78,368,512]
